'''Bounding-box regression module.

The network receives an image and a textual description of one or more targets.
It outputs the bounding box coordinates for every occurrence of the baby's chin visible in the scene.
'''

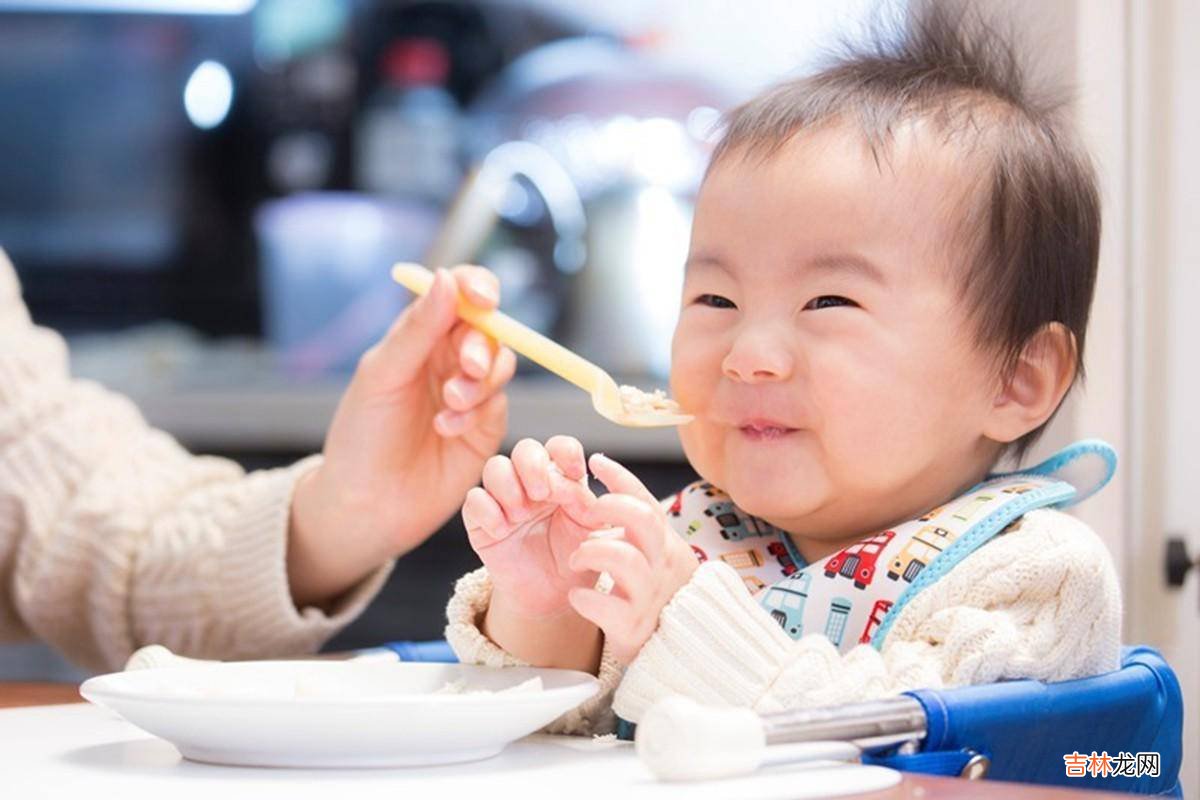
[713,466,828,530]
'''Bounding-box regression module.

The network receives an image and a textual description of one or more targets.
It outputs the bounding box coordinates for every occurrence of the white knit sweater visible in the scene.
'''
[0,251,389,673]
[446,503,1123,735]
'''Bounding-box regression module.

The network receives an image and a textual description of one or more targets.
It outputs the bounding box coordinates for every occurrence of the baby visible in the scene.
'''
[445,9,1121,735]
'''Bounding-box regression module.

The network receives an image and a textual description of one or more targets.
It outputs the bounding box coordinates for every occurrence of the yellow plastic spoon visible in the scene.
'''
[391,262,692,428]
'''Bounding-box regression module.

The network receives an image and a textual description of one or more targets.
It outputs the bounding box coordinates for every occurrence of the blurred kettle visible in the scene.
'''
[436,37,731,377]
[424,139,586,275]
[421,138,586,342]
[426,144,691,379]
[565,182,690,378]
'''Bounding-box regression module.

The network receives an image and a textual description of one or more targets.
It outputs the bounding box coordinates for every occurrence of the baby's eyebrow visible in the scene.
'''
[684,252,731,274]
[806,253,888,285]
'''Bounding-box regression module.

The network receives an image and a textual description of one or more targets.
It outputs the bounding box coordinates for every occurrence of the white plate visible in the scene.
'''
[80,660,599,769]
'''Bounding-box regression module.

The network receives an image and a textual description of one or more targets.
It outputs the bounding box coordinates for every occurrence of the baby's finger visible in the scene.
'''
[462,486,509,544]
[511,438,552,503]
[481,455,532,523]
[569,537,652,603]
[584,492,665,559]
[449,264,501,311]
[545,435,587,482]
[567,588,631,642]
[589,453,658,507]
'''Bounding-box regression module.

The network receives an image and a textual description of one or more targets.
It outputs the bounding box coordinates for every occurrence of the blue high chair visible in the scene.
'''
[382,640,1183,795]
[866,646,1183,795]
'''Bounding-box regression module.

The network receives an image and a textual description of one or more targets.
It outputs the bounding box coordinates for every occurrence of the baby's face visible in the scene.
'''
[672,122,1003,545]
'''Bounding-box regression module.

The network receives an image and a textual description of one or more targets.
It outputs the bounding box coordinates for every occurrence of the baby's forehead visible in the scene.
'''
[698,121,984,277]
[751,118,985,204]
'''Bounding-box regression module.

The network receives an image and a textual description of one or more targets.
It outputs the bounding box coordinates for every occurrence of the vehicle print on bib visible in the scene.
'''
[767,540,800,576]
[859,599,894,644]
[824,596,853,647]
[666,492,683,517]
[761,572,812,637]
[824,530,896,589]
[720,548,764,570]
[704,501,775,541]
[887,525,955,583]
[659,448,1097,660]
[951,493,995,523]
[743,575,767,594]
[918,504,948,522]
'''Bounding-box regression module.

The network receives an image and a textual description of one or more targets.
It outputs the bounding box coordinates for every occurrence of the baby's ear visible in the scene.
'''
[983,323,1077,444]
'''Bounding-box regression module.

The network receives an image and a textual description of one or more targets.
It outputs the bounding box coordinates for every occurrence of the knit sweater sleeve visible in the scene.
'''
[445,566,625,736]
[612,508,1122,722]
[0,252,390,672]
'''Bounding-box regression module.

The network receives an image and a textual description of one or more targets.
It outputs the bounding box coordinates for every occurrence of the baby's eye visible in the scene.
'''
[696,293,737,310]
[804,295,858,311]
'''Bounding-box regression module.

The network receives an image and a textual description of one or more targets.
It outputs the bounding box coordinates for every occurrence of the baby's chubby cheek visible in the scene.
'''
[668,343,724,476]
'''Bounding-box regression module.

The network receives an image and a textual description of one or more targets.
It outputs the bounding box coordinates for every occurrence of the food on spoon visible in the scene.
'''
[617,385,684,417]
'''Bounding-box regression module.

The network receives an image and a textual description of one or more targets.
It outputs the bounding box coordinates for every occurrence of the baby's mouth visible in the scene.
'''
[737,419,799,440]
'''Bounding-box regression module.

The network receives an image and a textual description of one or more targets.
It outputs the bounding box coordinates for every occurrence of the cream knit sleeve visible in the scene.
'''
[0,253,390,673]
[613,508,1122,723]
[445,567,624,736]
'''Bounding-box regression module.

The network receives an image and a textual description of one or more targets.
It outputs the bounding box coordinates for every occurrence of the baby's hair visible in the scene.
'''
[711,3,1100,462]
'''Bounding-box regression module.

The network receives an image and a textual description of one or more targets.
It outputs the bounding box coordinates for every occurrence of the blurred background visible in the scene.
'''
[0,0,891,667]
[0,0,1195,787]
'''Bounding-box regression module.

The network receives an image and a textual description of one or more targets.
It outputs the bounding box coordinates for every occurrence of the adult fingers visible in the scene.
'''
[434,390,507,439]
[448,264,500,311]
[455,326,494,381]
[440,345,516,414]
[371,267,458,386]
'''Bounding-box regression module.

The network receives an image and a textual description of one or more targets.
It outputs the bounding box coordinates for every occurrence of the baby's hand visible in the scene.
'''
[463,436,598,619]
[566,454,699,665]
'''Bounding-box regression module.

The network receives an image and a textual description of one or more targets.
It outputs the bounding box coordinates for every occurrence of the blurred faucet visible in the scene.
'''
[424,140,586,274]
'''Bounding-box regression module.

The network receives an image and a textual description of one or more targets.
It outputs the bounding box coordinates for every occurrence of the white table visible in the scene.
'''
[0,702,903,800]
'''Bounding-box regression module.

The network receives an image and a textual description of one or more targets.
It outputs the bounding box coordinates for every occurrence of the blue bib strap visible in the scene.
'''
[870,440,1116,649]
[986,439,1117,508]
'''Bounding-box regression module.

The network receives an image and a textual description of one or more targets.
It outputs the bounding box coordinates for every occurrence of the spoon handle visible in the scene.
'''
[391,262,608,396]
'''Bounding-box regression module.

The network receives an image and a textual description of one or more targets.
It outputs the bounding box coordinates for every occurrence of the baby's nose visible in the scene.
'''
[721,327,794,383]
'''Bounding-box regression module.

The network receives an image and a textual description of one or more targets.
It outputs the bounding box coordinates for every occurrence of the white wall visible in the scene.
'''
[1126,0,1200,792]
[492,0,904,98]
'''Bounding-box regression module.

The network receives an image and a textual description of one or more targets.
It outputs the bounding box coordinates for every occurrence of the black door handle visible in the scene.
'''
[1165,537,1197,587]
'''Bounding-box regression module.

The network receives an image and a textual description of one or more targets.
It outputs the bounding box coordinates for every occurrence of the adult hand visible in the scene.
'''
[288,266,517,607]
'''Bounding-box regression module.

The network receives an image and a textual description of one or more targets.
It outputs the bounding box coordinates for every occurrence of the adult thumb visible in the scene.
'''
[373,267,458,385]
